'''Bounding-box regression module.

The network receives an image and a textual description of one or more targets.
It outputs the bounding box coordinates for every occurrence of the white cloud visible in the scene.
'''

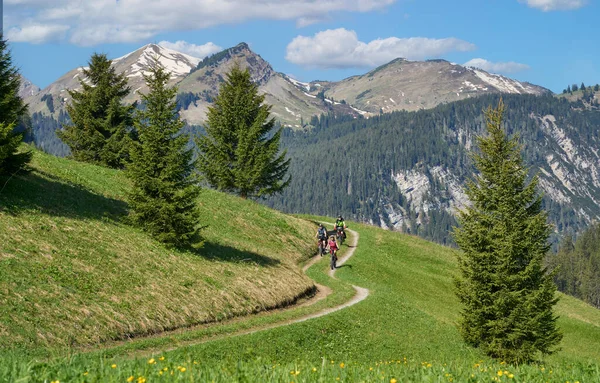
[4,0,396,45]
[463,58,530,74]
[519,0,587,11]
[285,28,476,69]
[6,23,69,44]
[158,41,222,59]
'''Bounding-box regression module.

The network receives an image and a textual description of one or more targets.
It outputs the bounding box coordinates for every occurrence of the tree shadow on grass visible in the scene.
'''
[194,241,281,267]
[0,170,127,221]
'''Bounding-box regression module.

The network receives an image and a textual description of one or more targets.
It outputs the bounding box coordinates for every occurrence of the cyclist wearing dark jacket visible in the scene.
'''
[316,224,328,254]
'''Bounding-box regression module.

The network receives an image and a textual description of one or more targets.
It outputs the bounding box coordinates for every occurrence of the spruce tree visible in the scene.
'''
[58,53,134,168]
[453,99,562,363]
[196,64,290,199]
[127,63,201,246]
[0,35,30,174]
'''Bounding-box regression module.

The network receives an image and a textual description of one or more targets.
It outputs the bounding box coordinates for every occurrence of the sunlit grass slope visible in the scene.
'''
[0,149,316,352]
[7,221,600,382]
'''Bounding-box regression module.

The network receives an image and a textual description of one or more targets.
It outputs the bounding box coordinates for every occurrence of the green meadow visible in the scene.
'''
[1,150,600,382]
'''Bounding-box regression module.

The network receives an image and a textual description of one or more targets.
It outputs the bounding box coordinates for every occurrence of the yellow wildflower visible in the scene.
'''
[370,367,374,371]
[312,367,317,372]
[83,372,88,376]
[340,362,345,368]
[111,364,117,369]
[127,376,134,382]
[148,358,156,364]
[137,377,146,383]
[391,379,397,383]
[497,370,503,377]
[508,374,514,379]
[180,367,187,372]
[159,356,165,361]
[159,371,163,376]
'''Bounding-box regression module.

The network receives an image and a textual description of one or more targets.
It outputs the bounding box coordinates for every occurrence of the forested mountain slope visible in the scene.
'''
[266,94,600,244]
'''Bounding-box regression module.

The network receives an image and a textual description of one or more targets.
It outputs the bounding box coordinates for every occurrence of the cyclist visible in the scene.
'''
[328,235,339,270]
[335,215,347,240]
[316,223,328,256]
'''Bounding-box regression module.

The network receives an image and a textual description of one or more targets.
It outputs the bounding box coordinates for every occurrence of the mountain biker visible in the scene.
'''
[335,215,347,240]
[328,235,339,270]
[316,223,328,256]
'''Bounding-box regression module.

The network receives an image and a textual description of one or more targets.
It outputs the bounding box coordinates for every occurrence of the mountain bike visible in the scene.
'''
[330,251,338,270]
[336,227,345,246]
[318,239,326,256]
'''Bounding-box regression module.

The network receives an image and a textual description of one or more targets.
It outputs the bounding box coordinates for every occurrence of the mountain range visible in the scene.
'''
[21,42,600,242]
[26,42,549,129]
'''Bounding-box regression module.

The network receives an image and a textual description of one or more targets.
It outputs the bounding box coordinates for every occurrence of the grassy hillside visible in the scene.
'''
[6,220,600,382]
[0,149,317,352]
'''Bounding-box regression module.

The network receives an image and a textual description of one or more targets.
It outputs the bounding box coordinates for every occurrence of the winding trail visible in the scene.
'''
[192,227,368,341]
[113,226,369,358]
[147,227,370,354]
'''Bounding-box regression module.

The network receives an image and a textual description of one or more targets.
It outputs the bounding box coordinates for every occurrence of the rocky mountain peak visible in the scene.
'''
[19,76,40,99]
[191,42,274,86]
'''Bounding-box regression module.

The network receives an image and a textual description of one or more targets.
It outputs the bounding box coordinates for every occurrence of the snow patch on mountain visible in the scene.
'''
[116,44,201,79]
[286,76,311,92]
[472,69,526,93]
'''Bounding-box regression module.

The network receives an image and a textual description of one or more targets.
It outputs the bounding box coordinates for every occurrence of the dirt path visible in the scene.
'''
[194,228,369,338]
[95,225,368,359]
[135,227,369,355]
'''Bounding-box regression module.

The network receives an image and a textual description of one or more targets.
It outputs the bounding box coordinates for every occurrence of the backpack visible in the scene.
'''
[318,227,326,237]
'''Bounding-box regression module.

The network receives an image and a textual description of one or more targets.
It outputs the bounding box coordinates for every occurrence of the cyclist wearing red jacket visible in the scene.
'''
[328,236,339,270]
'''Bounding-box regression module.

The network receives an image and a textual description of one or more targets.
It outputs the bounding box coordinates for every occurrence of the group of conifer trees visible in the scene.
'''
[548,224,600,309]
[53,54,290,247]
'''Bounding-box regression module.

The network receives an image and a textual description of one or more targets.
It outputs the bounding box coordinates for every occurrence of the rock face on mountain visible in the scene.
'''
[300,59,549,115]
[19,76,40,99]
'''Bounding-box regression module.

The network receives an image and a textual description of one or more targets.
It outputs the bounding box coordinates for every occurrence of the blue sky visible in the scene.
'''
[5,0,598,93]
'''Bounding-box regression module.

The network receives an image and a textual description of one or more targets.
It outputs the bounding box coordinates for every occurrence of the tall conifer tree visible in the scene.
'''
[0,35,30,174]
[58,53,134,168]
[453,99,562,363]
[196,64,290,199]
[127,63,201,246]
